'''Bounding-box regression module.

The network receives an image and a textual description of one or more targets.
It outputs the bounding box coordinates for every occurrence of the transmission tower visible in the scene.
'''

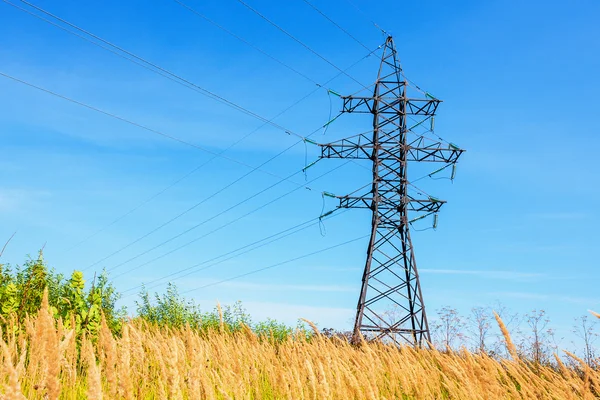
[318,36,464,346]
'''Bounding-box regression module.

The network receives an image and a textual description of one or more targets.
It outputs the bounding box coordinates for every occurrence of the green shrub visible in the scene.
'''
[136,283,303,342]
[1,251,300,343]
[0,251,125,338]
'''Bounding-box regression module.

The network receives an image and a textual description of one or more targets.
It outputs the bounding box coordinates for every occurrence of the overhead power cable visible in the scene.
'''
[235,0,371,91]
[5,0,384,279]
[119,207,349,297]
[107,159,351,277]
[80,105,347,271]
[81,137,311,271]
[343,0,388,36]
[63,48,373,253]
[0,70,311,184]
[171,0,321,87]
[4,0,304,140]
[119,151,452,291]
[180,233,368,294]
[301,0,371,52]
[63,160,211,252]
[315,0,433,98]
[5,0,381,253]
[233,0,432,109]
[0,71,342,271]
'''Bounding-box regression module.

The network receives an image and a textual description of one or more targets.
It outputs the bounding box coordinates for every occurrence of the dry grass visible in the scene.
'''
[493,311,518,361]
[0,296,598,399]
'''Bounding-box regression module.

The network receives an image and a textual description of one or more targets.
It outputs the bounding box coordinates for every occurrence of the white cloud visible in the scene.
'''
[526,212,588,220]
[419,268,544,280]
[490,291,600,306]
[218,281,355,292]
[0,188,50,214]
[234,300,355,329]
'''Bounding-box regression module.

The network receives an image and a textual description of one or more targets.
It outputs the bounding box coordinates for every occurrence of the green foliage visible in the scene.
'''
[136,283,299,342]
[136,283,250,331]
[54,270,102,337]
[136,283,202,328]
[1,283,19,314]
[254,318,294,342]
[0,251,298,343]
[221,300,252,330]
[0,251,125,338]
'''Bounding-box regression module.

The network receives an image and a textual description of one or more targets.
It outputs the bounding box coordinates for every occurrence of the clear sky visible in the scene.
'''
[1,0,599,346]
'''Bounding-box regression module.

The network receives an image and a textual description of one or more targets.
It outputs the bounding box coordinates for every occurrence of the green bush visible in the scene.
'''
[136,283,204,329]
[0,251,125,338]
[136,283,304,342]
[1,251,302,343]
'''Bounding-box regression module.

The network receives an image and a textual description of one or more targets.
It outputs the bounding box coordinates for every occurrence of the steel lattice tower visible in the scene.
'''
[319,36,464,346]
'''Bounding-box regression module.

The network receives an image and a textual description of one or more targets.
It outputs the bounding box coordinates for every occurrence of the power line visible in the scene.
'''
[5,1,383,288]
[301,0,371,52]
[9,0,375,106]
[0,70,311,184]
[82,107,346,271]
[93,127,366,273]
[3,0,381,143]
[82,139,307,271]
[171,0,321,87]
[297,2,447,140]
[63,161,208,252]
[323,0,434,98]
[4,0,304,140]
[108,160,351,277]
[180,233,368,294]
[343,0,388,36]
[5,0,382,253]
[0,71,347,269]
[300,0,428,98]
[64,48,374,253]
[2,68,356,215]
[119,207,349,297]
[235,0,371,91]
[63,85,316,254]
[90,151,331,273]
[69,50,376,269]
[120,219,317,296]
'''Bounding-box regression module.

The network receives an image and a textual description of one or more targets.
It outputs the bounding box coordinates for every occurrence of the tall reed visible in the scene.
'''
[0,295,597,399]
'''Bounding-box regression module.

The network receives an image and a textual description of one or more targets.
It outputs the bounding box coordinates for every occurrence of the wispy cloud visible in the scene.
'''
[218,281,355,293]
[161,278,355,294]
[306,266,362,273]
[491,291,600,306]
[419,268,544,280]
[526,212,588,220]
[0,188,50,214]
[237,301,355,328]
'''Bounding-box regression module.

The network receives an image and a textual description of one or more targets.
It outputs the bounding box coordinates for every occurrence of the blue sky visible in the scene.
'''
[1,0,599,346]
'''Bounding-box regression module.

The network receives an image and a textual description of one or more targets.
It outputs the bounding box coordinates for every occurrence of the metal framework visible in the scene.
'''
[319,36,464,346]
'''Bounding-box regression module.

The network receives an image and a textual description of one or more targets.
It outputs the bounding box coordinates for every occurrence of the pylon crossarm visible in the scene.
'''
[337,193,445,213]
[405,194,445,210]
[406,145,464,163]
[371,144,463,163]
[319,133,373,159]
[341,96,440,115]
[320,136,464,163]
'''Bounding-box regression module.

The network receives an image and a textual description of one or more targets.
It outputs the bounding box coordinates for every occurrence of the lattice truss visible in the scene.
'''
[318,36,464,346]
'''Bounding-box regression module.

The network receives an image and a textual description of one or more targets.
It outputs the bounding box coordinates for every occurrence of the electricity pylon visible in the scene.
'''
[318,36,464,346]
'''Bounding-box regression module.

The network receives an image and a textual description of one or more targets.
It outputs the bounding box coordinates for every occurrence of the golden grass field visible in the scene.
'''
[0,291,597,399]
